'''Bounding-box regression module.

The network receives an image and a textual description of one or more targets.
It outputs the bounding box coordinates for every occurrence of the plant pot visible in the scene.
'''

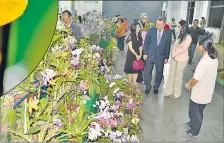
[99,39,109,49]
[41,86,48,98]
[85,84,100,113]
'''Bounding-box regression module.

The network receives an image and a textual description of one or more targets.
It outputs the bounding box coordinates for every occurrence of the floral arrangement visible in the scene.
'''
[1,14,142,142]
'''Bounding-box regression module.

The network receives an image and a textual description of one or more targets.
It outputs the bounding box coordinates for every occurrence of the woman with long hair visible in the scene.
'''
[183,32,218,138]
[165,20,192,98]
[124,22,143,87]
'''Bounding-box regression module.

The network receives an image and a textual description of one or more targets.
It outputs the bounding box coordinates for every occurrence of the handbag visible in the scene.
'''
[132,59,145,70]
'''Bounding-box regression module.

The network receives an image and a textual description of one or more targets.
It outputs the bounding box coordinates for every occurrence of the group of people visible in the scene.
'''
[123,13,218,138]
[58,9,218,138]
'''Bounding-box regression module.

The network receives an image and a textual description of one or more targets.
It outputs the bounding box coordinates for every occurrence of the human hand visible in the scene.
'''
[143,55,147,61]
[164,59,168,64]
[185,83,191,91]
[136,55,141,60]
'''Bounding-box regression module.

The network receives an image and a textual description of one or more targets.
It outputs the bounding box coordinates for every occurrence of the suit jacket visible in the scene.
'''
[143,27,171,65]
[70,22,83,41]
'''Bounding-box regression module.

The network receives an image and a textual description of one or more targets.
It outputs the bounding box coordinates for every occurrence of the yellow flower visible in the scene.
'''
[131,117,140,126]
[0,0,28,26]
[61,52,69,58]
[61,68,70,76]
[49,77,60,85]
[28,100,39,114]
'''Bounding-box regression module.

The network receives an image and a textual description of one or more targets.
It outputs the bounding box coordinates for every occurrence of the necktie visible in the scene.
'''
[157,31,161,46]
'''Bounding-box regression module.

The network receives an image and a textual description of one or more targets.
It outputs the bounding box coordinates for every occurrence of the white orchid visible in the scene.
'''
[88,122,105,141]
[113,88,120,94]
[68,36,77,44]
[115,130,123,137]
[109,82,115,88]
[41,69,56,86]
[72,48,83,58]
[131,135,139,142]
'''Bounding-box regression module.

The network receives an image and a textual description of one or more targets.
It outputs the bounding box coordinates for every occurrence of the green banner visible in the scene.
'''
[7,0,58,72]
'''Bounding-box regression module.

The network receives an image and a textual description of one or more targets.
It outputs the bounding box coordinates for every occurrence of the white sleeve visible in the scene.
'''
[193,60,207,81]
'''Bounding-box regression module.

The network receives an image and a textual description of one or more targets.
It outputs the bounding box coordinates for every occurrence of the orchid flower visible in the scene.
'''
[127,103,137,109]
[131,135,139,142]
[38,121,46,128]
[79,80,89,92]
[109,82,115,88]
[41,69,56,86]
[53,119,63,128]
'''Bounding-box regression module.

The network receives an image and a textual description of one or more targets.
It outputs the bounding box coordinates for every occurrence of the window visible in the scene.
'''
[186,1,195,24]
[208,1,224,28]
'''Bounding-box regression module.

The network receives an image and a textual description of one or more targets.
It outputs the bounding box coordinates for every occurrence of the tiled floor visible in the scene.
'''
[114,42,224,142]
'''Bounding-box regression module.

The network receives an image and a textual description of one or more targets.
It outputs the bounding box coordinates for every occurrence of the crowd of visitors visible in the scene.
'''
[59,10,218,139]
[119,13,218,138]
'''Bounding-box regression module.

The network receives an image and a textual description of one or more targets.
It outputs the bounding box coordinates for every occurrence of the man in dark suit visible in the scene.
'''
[62,10,83,40]
[143,17,172,94]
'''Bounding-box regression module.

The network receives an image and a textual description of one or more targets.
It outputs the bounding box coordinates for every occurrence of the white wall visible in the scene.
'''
[73,1,103,16]
[201,1,210,23]
[58,1,72,13]
[59,1,103,16]
[167,1,188,23]
[193,1,210,24]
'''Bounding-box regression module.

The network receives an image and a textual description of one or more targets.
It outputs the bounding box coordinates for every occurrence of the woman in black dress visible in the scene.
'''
[124,22,143,87]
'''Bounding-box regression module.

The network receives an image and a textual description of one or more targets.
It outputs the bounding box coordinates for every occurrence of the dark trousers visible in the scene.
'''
[117,36,125,51]
[189,99,206,136]
[171,30,176,40]
[189,44,196,61]
[137,71,143,82]
[144,63,164,90]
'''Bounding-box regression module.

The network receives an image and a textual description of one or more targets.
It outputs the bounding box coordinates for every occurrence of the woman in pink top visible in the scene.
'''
[165,20,192,98]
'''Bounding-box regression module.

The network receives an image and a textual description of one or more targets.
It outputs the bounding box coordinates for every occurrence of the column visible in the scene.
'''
[193,1,201,20]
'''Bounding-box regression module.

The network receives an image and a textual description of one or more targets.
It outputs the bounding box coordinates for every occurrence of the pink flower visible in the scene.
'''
[127,103,137,109]
[1,124,7,135]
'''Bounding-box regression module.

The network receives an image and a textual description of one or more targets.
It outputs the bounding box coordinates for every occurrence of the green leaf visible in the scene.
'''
[55,80,63,92]
[39,98,49,114]
[38,115,49,121]
[8,109,17,129]
[66,95,72,107]
[47,88,54,95]
[7,129,31,142]
[50,62,58,68]
[96,85,101,94]
[93,77,100,85]
[59,102,67,115]
[116,125,124,132]
[24,127,41,135]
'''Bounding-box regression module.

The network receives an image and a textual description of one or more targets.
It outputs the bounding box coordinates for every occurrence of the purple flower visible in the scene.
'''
[39,121,46,128]
[118,91,125,97]
[105,74,115,81]
[71,43,76,50]
[53,119,62,128]
[116,100,121,105]
[127,103,137,109]
[111,105,119,111]
[101,66,106,73]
